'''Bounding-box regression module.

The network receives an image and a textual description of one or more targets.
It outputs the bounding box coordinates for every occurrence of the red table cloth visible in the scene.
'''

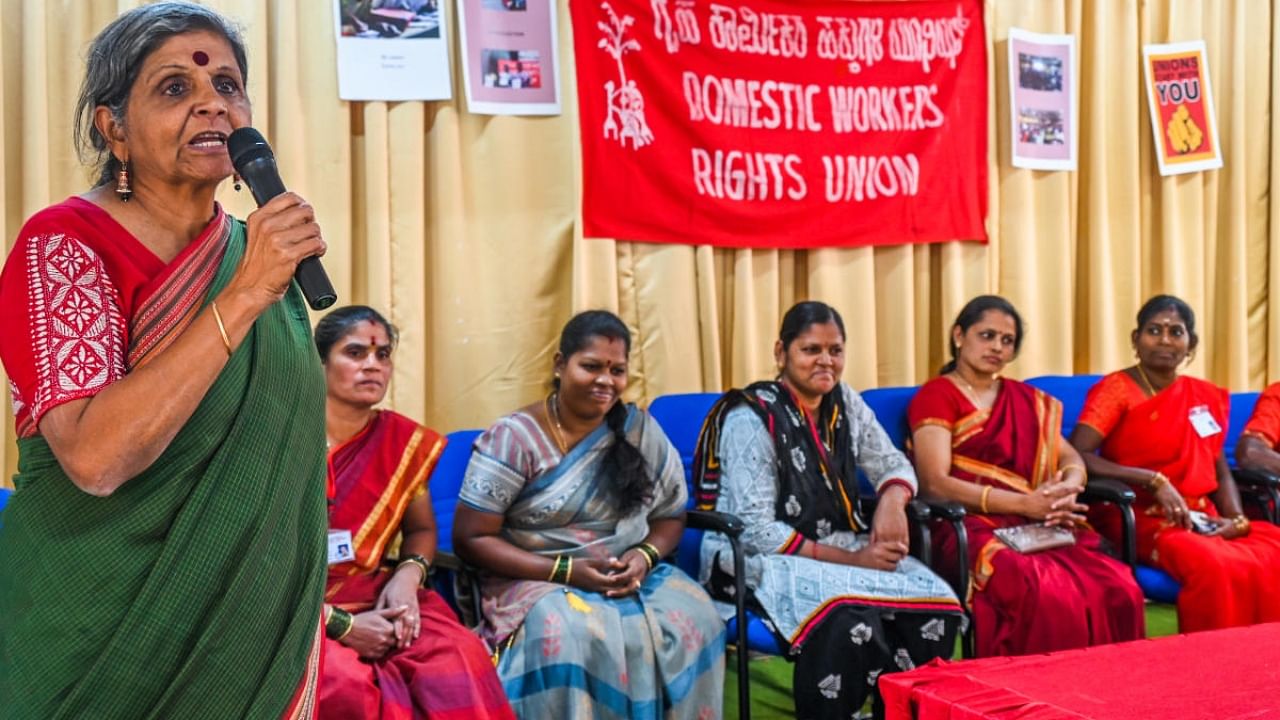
[881,623,1280,719]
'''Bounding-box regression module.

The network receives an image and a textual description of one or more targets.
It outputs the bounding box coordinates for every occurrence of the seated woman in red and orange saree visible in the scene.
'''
[910,296,1145,658]
[1236,381,1280,473]
[1071,295,1280,633]
[315,306,512,720]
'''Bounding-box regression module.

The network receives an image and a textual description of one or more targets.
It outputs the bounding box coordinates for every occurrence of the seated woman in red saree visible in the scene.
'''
[315,307,512,720]
[1071,295,1280,634]
[909,296,1144,658]
[1236,381,1280,474]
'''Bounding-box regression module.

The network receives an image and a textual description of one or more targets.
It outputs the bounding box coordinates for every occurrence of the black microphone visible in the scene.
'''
[227,127,337,311]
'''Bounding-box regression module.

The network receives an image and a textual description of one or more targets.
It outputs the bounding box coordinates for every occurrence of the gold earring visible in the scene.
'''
[115,159,132,202]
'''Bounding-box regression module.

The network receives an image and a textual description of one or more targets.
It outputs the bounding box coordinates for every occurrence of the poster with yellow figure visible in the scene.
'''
[1143,40,1222,176]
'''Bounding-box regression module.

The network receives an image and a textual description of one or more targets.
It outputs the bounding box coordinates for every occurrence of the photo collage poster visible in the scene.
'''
[334,0,453,101]
[456,0,561,115]
[1008,28,1077,171]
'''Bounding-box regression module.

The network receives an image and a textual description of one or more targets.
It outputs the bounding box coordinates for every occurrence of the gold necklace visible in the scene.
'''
[1134,364,1161,396]
[951,371,997,409]
[544,393,569,455]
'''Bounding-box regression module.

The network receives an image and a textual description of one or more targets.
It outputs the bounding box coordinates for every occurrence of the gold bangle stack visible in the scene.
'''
[396,554,431,588]
[1148,471,1170,492]
[210,300,233,357]
[548,555,573,584]
[979,486,993,514]
[1231,515,1251,533]
[630,542,661,572]
[325,606,355,640]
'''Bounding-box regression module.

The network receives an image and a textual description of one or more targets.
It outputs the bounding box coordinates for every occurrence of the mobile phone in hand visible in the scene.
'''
[1187,510,1216,535]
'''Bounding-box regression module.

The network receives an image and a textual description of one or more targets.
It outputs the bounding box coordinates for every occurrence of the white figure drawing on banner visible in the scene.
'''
[599,2,654,149]
[651,0,699,54]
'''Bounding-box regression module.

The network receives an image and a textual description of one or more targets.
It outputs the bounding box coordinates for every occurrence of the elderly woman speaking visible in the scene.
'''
[0,4,329,718]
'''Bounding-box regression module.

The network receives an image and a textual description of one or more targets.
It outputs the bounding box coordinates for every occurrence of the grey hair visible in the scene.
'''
[73,2,249,188]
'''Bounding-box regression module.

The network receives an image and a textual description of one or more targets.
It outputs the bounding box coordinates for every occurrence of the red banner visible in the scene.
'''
[571,0,988,249]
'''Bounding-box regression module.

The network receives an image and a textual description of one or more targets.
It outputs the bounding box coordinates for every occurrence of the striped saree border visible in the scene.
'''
[280,618,323,720]
[777,531,805,556]
[952,455,1032,493]
[127,213,230,368]
[789,594,963,648]
[348,428,445,574]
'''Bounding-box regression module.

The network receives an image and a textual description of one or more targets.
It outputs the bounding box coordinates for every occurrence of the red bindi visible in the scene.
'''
[193,51,209,66]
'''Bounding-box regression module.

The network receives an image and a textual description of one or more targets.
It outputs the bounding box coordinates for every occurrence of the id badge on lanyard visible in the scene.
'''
[1188,405,1222,438]
[328,529,355,564]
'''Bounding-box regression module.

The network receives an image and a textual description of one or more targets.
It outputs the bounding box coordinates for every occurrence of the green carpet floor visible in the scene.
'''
[722,602,1180,718]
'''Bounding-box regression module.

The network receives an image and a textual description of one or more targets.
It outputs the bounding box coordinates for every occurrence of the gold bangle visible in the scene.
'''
[548,555,563,582]
[1232,515,1251,533]
[631,547,654,571]
[1059,464,1085,479]
[1148,471,1169,491]
[396,555,430,587]
[210,300,233,357]
[979,486,993,514]
[564,557,573,586]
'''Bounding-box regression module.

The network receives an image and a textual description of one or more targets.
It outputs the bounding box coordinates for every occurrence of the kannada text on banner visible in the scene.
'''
[571,0,988,249]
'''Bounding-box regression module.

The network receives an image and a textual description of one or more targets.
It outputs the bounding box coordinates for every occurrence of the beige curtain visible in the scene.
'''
[0,0,1275,489]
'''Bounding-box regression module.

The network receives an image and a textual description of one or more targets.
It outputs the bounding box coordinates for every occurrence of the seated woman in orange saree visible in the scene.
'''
[315,307,512,720]
[910,296,1144,658]
[1071,295,1280,634]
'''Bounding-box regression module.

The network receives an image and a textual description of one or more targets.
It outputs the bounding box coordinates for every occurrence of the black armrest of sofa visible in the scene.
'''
[1082,476,1137,566]
[1232,468,1280,524]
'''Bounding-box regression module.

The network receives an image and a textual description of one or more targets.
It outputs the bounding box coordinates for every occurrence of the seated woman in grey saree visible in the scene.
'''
[695,302,963,720]
[454,310,725,720]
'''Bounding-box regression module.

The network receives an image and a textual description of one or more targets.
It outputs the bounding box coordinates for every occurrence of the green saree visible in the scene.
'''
[0,204,327,719]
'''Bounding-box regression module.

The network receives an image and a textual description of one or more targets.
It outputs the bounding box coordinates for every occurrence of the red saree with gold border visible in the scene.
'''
[319,410,512,720]
[909,377,1144,657]
[1080,372,1280,632]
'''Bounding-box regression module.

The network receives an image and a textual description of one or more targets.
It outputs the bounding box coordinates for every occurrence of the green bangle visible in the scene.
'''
[325,607,355,640]
[629,542,661,571]
[548,554,573,584]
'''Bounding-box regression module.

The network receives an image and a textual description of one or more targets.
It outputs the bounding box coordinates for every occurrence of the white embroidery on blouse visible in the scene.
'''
[24,233,125,423]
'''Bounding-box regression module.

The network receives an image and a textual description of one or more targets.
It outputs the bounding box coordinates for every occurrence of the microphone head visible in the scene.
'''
[227,127,273,172]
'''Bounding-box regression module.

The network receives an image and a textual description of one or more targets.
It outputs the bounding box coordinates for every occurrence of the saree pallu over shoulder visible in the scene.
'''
[0,218,328,720]
[127,211,232,368]
[1087,372,1227,499]
[908,376,1144,656]
[462,406,687,646]
[461,406,723,719]
[910,377,1061,494]
[326,410,445,583]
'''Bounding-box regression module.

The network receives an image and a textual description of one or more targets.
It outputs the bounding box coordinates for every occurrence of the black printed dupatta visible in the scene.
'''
[694,380,868,537]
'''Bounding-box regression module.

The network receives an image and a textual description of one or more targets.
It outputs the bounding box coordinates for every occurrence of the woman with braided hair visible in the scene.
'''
[454,309,724,719]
